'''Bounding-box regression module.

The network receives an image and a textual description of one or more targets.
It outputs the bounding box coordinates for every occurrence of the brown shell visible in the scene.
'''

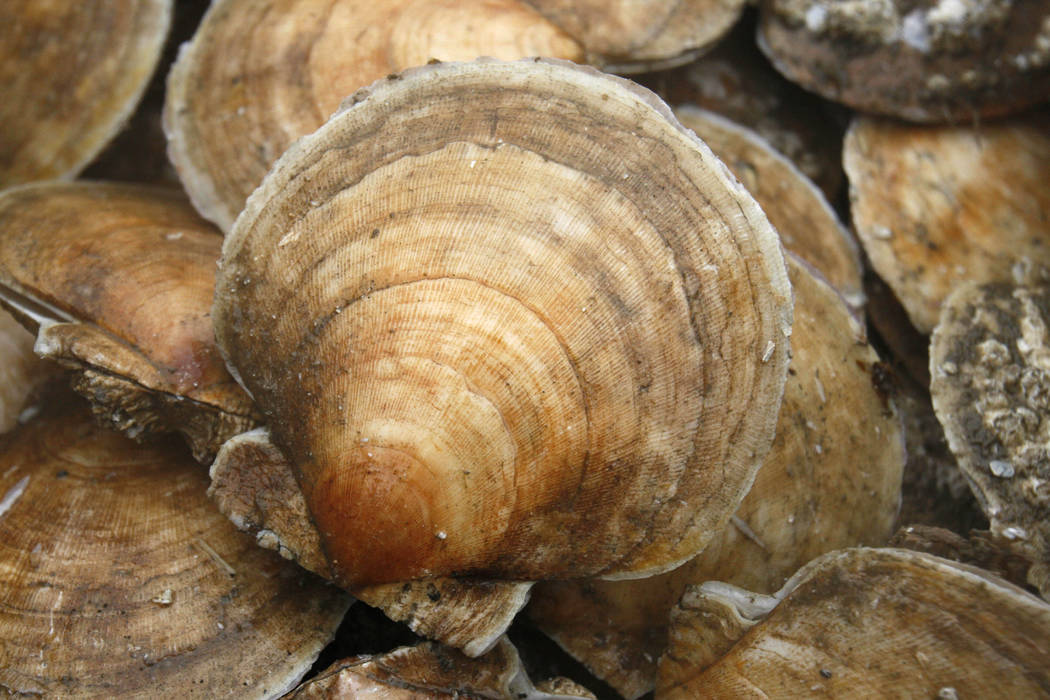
[758,0,1050,122]
[930,281,1050,598]
[0,181,258,462]
[523,0,747,72]
[0,398,349,698]
[0,1,171,185]
[209,428,532,656]
[164,0,584,233]
[845,111,1050,334]
[658,548,1050,697]
[675,107,863,309]
[286,638,594,699]
[527,255,903,698]
[213,58,792,586]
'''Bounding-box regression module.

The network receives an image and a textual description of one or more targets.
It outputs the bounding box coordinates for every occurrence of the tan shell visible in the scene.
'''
[285,638,593,699]
[213,58,792,586]
[523,0,747,72]
[640,22,845,202]
[209,428,532,656]
[845,111,1050,334]
[528,255,902,698]
[759,0,1050,122]
[0,309,53,434]
[657,548,1050,697]
[0,1,171,185]
[0,398,349,698]
[930,281,1050,597]
[165,0,584,233]
[675,107,863,310]
[0,181,258,462]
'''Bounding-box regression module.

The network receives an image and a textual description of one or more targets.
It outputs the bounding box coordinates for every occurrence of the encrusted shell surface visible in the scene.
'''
[0,398,349,698]
[0,1,171,185]
[527,255,903,698]
[931,281,1050,598]
[165,0,583,233]
[845,111,1050,334]
[214,59,792,587]
[0,181,258,462]
[658,548,1050,697]
[759,0,1050,122]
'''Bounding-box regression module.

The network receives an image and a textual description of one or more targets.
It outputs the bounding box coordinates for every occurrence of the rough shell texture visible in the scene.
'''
[658,548,1050,697]
[0,0,171,185]
[214,58,792,586]
[286,638,593,699]
[523,0,747,72]
[759,0,1050,122]
[0,182,258,462]
[675,107,863,309]
[930,281,1050,598]
[209,428,532,656]
[0,398,349,698]
[845,111,1050,334]
[165,0,583,233]
[528,255,903,698]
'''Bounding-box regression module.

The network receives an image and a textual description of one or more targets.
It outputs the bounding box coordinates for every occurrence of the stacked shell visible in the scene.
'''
[212,58,793,588]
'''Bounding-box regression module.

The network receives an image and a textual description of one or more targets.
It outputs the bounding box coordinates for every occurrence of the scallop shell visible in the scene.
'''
[0,1,171,185]
[0,397,349,698]
[0,181,258,461]
[658,548,1050,697]
[164,0,583,232]
[213,58,792,587]
[845,111,1050,334]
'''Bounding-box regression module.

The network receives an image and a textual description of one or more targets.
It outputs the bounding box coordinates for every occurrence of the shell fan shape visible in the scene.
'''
[214,59,792,588]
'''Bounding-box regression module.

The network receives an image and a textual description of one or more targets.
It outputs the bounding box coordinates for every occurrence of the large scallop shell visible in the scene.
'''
[0,1,171,185]
[213,59,792,587]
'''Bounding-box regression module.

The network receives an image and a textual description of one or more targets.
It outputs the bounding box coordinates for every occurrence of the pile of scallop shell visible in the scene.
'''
[1,1,1049,698]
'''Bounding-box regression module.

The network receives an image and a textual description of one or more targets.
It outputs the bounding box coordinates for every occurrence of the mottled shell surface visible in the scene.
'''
[0,182,257,461]
[528,255,903,698]
[165,0,583,233]
[759,0,1050,122]
[931,281,1050,598]
[0,1,171,185]
[846,112,1050,334]
[0,398,349,698]
[523,0,747,72]
[214,59,792,587]
[658,548,1050,698]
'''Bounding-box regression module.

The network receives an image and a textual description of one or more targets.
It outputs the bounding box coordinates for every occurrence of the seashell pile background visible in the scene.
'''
[1,1,1049,697]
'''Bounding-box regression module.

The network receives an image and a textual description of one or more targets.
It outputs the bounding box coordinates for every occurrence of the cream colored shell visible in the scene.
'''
[213,59,792,587]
